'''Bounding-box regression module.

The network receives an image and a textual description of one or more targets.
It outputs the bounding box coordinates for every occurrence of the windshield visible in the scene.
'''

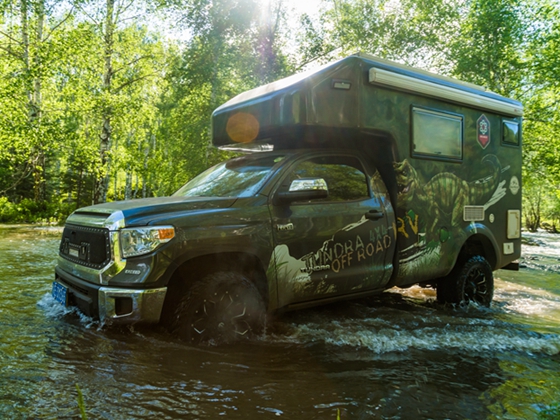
[173,154,286,198]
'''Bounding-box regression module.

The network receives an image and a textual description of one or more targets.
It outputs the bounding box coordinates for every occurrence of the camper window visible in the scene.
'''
[411,107,463,160]
[503,121,520,146]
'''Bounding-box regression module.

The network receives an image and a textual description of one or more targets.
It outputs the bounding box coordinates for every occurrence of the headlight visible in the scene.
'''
[120,226,175,258]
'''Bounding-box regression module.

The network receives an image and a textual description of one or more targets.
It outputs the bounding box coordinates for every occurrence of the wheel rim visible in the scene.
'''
[463,266,488,304]
[191,291,253,341]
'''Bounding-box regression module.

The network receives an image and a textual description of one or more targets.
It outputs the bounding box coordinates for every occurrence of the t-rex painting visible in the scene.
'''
[391,154,508,280]
[394,154,504,242]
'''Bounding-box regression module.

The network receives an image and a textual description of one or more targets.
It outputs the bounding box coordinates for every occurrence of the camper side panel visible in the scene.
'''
[360,83,522,285]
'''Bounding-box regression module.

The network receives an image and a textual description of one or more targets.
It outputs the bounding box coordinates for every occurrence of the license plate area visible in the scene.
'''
[68,244,79,258]
[52,281,68,306]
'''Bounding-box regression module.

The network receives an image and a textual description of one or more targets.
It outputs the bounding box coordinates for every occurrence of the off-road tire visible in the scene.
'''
[172,272,266,345]
[437,255,494,307]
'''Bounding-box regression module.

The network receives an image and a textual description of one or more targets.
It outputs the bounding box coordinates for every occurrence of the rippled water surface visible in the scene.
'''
[1,225,559,419]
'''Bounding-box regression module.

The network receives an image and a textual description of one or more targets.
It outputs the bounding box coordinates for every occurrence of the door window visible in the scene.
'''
[286,156,369,202]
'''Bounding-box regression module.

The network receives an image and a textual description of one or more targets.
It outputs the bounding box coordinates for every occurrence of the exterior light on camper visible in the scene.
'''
[332,79,352,90]
[226,112,260,143]
[507,210,521,239]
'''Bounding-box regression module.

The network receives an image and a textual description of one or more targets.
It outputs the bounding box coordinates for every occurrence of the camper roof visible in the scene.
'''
[212,53,523,149]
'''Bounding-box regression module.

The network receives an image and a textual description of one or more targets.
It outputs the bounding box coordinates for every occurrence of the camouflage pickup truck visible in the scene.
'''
[53,53,523,344]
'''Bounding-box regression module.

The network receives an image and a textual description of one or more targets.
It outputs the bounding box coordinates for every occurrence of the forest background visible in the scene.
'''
[0,0,558,230]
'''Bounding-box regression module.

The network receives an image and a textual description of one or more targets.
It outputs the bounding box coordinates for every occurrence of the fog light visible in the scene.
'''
[114,297,133,316]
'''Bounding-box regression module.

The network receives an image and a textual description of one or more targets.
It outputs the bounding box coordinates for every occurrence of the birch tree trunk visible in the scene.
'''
[94,0,115,204]
[31,0,45,203]
[20,0,46,202]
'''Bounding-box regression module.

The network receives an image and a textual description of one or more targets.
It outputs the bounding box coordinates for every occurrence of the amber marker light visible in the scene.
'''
[226,112,260,143]
[158,227,175,241]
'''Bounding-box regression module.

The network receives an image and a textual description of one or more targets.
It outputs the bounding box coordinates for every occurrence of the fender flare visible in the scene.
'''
[461,222,500,270]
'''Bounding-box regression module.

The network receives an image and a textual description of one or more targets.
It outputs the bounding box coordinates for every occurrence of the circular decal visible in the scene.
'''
[509,176,520,195]
[226,112,260,143]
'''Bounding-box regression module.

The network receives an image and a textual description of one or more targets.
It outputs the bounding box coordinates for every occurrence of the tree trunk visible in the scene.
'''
[94,0,115,204]
[525,189,542,232]
[21,0,30,97]
[20,0,47,203]
[125,171,132,200]
[31,0,46,203]
[76,168,83,209]
[125,132,132,200]
[142,133,154,198]
[133,173,139,199]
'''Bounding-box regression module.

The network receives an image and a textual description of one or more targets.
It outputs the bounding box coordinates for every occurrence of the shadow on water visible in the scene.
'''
[1,226,559,419]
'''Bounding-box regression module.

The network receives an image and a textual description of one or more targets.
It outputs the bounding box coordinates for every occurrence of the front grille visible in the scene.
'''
[59,224,112,269]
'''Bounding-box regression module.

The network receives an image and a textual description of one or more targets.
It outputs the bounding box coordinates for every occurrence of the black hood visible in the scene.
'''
[71,196,237,227]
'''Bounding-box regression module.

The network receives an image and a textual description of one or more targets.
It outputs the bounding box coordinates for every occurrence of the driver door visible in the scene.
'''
[269,153,394,308]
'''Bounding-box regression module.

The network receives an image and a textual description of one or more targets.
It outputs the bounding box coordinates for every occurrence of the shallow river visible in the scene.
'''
[1,226,559,419]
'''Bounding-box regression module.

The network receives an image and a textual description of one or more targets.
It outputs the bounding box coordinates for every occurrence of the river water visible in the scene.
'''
[0,226,559,419]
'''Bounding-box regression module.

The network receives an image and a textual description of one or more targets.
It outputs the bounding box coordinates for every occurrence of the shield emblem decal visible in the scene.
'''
[477,114,490,149]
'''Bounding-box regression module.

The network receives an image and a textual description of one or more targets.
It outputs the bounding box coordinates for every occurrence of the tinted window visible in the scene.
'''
[174,154,285,198]
[412,107,463,160]
[503,121,520,146]
[287,156,369,202]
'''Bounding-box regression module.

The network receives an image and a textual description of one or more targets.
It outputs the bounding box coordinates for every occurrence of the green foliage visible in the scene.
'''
[302,0,560,230]
[540,402,560,419]
[0,0,295,217]
[0,196,71,224]
[0,0,558,227]
[154,0,292,194]
[296,0,460,68]
[75,383,87,420]
[523,174,544,232]
[0,197,17,223]
[450,0,527,96]
[520,4,560,230]
[485,359,560,419]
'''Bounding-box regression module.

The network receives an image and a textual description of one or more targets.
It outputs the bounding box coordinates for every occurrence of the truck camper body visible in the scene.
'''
[212,53,522,294]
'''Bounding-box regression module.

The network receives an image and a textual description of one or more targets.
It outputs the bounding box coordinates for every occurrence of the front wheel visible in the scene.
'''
[171,272,266,345]
[437,255,494,307]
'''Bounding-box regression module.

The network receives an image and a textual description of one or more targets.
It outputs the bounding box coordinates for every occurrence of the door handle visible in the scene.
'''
[365,209,384,220]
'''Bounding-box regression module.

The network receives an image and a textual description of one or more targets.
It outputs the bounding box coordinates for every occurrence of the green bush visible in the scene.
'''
[49,201,75,224]
[0,197,74,224]
[0,197,18,222]
[540,402,560,420]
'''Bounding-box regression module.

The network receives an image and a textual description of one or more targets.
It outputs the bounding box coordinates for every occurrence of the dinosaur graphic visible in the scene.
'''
[394,154,503,240]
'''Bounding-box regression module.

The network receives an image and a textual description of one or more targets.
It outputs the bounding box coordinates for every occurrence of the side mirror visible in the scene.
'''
[276,178,329,204]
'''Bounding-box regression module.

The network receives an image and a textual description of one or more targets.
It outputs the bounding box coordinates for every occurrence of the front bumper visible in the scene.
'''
[55,266,166,324]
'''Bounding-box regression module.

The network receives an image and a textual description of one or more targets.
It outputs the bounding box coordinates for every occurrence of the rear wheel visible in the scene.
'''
[437,255,494,306]
[172,272,266,345]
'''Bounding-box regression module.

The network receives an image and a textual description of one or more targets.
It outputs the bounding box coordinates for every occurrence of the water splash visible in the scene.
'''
[271,314,560,355]
[267,279,560,356]
[37,292,99,329]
